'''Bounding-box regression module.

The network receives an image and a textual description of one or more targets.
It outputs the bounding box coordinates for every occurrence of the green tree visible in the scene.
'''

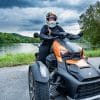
[79,1,100,48]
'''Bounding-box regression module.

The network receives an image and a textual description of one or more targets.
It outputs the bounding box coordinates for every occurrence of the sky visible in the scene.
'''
[0,0,99,37]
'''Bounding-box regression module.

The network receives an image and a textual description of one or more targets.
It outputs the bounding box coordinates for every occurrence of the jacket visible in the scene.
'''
[40,24,83,45]
[40,24,65,45]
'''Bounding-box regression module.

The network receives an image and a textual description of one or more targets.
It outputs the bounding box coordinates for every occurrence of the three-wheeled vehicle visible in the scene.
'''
[28,32,100,100]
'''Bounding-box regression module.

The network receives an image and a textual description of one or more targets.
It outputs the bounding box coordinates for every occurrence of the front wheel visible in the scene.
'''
[28,67,49,100]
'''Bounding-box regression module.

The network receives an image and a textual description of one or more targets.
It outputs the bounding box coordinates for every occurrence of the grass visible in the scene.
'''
[85,49,100,57]
[0,49,100,67]
[0,53,35,67]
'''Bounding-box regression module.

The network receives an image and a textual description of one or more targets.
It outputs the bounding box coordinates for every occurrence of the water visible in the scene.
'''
[0,43,39,56]
[0,42,91,56]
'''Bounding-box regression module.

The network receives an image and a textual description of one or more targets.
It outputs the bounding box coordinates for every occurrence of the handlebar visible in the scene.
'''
[34,31,83,40]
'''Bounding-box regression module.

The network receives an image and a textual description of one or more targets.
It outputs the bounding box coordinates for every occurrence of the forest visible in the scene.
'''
[0,32,40,43]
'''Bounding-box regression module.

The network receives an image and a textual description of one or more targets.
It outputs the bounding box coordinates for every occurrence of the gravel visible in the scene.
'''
[0,65,29,100]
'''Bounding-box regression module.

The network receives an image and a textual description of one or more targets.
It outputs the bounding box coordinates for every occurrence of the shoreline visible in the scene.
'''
[0,49,99,68]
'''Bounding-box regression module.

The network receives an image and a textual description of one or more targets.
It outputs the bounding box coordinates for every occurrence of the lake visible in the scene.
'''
[0,43,39,56]
[0,42,91,56]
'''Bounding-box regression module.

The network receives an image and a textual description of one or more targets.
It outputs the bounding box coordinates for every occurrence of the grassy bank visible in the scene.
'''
[84,49,100,57]
[0,49,100,67]
[0,53,35,67]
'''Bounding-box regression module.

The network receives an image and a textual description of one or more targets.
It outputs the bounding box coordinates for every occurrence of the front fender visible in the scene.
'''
[29,61,49,83]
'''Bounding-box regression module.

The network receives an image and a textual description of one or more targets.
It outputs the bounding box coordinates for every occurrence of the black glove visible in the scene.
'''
[47,36,58,40]
[51,32,66,39]
[59,34,65,39]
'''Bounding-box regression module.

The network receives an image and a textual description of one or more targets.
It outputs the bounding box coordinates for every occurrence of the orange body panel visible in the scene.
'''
[52,40,68,62]
[66,59,89,68]
[81,49,86,59]
[52,40,87,68]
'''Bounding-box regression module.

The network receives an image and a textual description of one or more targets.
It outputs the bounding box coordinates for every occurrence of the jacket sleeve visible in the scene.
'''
[57,25,65,32]
[67,32,83,40]
[40,25,49,40]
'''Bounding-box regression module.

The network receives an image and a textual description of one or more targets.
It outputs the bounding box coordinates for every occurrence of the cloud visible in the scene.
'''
[0,0,99,36]
[63,23,81,34]
[59,10,80,21]
[0,7,81,33]
[0,0,32,8]
[0,0,99,11]
[17,7,81,31]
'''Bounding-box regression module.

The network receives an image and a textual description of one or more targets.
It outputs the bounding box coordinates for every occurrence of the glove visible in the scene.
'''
[47,36,58,40]
[59,34,65,39]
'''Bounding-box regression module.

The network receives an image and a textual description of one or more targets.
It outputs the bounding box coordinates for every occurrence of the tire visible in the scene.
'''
[28,67,49,100]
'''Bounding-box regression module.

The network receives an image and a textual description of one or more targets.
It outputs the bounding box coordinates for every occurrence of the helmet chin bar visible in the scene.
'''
[47,20,57,28]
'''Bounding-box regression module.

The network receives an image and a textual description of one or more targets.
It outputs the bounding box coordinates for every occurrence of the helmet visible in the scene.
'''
[46,12,57,21]
[46,12,57,28]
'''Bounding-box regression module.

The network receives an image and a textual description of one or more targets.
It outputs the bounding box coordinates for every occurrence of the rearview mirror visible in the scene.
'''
[34,32,39,38]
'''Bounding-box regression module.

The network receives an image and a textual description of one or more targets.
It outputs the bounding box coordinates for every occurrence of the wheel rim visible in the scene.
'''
[29,70,35,100]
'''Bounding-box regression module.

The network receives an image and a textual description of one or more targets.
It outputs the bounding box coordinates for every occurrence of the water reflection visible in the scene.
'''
[0,43,39,56]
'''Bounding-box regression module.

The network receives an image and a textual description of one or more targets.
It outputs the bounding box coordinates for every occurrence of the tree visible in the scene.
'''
[0,32,41,43]
[79,1,100,48]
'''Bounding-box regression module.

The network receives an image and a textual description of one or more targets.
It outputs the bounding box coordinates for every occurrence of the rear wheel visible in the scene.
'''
[28,67,49,100]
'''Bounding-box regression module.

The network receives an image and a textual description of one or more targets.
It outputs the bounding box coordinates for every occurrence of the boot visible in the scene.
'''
[50,84,60,99]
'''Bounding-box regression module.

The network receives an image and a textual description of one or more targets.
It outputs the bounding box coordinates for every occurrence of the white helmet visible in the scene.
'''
[46,12,57,28]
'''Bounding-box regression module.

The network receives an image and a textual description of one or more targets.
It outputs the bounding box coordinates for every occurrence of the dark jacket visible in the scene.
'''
[40,24,65,45]
[40,24,83,45]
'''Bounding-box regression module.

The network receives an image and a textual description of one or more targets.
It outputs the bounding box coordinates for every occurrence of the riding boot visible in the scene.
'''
[50,84,60,99]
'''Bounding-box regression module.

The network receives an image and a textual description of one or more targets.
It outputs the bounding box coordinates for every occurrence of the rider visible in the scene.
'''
[38,12,83,64]
[38,12,65,64]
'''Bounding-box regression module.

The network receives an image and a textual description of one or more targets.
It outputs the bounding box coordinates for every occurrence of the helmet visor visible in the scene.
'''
[47,16,56,21]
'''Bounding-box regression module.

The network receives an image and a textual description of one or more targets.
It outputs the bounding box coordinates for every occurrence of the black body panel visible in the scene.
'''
[56,62,100,99]
[67,64,100,82]
[29,61,49,83]
[39,37,100,99]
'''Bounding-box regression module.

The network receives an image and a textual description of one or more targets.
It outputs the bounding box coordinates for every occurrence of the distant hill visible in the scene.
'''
[0,32,40,43]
